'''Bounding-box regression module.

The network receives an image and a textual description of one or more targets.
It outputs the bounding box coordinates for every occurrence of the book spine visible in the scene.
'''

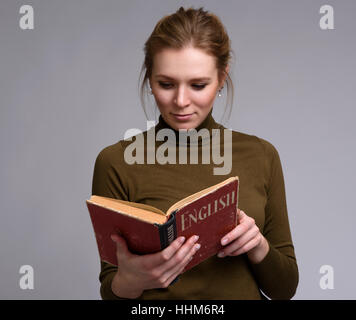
[155,210,177,250]
[155,210,179,285]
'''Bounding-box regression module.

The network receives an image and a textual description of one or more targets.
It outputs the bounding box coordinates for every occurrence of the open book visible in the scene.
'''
[86,176,239,272]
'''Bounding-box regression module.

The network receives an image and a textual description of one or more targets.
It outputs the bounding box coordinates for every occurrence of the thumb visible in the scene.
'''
[111,233,130,259]
[237,209,246,223]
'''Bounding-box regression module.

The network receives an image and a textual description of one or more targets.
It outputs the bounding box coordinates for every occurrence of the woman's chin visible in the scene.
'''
[171,122,196,131]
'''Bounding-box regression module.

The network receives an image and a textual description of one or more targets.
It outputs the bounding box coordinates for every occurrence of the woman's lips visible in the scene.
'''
[172,113,194,121]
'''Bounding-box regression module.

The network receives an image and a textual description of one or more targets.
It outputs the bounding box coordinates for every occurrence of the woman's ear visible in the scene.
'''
[219,65,229,89]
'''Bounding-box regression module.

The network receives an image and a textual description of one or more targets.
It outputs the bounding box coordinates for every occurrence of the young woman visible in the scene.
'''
[91,6,298,299]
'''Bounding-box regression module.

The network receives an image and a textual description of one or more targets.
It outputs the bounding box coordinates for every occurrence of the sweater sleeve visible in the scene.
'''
[249,138,299,299]
[91,143,129,300]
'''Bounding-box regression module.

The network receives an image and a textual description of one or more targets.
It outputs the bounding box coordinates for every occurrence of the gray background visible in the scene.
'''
[1,0,355,299]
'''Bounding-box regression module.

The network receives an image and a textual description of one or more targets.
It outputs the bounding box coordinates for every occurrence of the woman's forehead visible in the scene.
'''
[152,47,217,79]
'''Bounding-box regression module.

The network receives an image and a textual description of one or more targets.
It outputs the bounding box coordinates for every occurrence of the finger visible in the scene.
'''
[237,209,246,222]
[221,225,260,257]
[160,240,200,283]
[162,253,195,288]
[111,234,131,261]
[221,216,254,246]
[153,235,199,280]
[144,236,186,269]
[163,269,182,288]
[229,234,262,256]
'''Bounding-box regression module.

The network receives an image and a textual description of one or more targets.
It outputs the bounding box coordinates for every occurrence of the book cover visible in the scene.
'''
[86,176,239,273]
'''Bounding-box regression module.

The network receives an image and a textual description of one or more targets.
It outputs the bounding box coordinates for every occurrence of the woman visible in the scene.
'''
[92,6,298,299]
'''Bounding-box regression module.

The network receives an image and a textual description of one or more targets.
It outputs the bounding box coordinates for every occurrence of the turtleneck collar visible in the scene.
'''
[154,109,223,147]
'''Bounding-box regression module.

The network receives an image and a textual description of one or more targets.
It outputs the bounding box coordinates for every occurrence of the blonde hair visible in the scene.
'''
[138,6,235,123]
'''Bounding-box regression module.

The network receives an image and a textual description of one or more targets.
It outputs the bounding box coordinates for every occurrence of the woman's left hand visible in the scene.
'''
[218,209,270,264]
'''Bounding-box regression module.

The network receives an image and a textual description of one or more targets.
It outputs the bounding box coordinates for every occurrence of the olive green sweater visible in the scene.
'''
[91,112,298,300]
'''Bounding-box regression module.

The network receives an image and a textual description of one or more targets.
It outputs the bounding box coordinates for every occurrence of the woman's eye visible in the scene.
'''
[158,82,206,90]
[192,84,206,90]
[158,82,173,89]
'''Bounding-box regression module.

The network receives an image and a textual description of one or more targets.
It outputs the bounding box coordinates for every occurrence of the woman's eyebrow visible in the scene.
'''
[155,74,211,81]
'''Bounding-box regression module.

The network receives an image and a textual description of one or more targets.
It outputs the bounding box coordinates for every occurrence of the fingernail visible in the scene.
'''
[194,243,201,251]
[218,251,225,258]
[194,235,199,242]
[110,235,115,242]
[178,236,185,244]
[221,238,228,245]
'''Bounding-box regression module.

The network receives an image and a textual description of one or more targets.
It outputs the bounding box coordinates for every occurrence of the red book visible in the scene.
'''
[86,176,239,272]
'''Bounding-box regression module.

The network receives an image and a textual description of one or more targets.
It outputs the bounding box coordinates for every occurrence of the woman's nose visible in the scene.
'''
[174,86,190,108]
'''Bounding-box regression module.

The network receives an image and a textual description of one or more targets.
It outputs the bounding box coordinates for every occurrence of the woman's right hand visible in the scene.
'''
[110,234,201,299]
